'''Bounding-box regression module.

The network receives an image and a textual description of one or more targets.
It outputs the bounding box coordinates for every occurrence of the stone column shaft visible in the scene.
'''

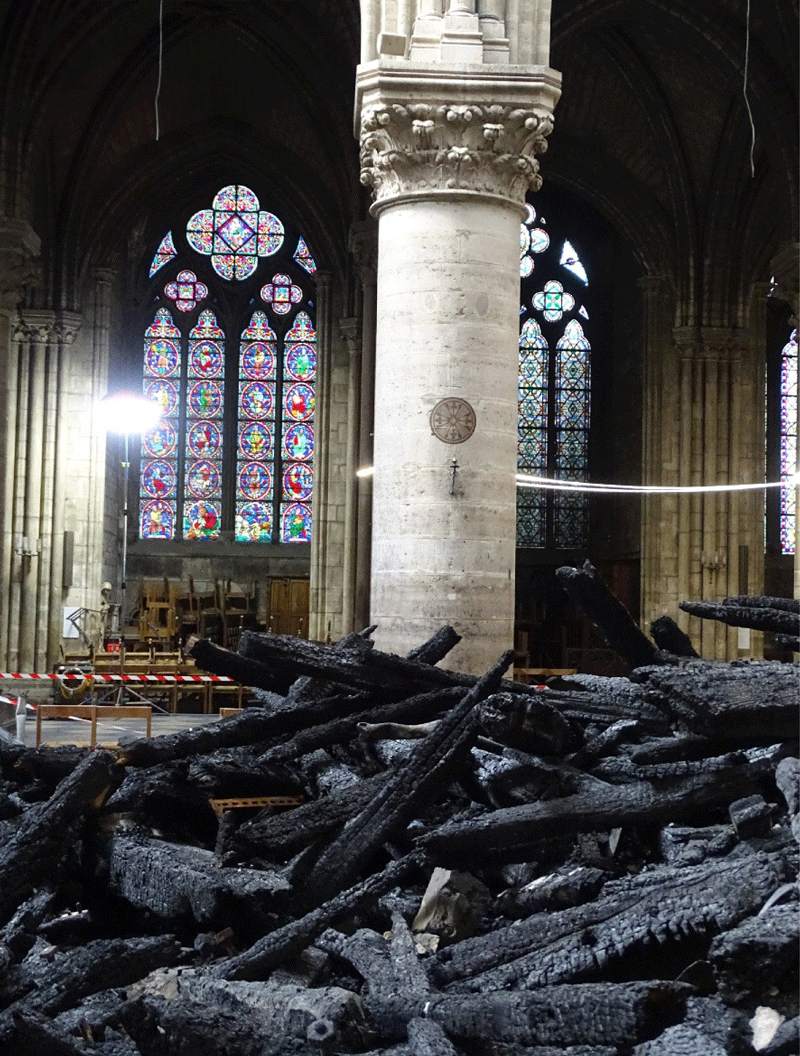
[357,58,560,672]
[309,271,333,641]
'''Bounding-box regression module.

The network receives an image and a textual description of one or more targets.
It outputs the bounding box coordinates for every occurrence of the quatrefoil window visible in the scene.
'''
[532,279,575,322]
[164,270,208,313]
[261,273,303,315]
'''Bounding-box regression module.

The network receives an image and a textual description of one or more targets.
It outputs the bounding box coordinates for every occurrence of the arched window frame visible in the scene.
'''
[517,201,594,550]
[138,185,317,545]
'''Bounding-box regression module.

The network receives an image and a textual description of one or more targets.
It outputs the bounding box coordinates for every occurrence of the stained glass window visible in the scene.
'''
[294,237,317,275]
[139,186,315,545]
[140,308,181,539]
[261,273,303,315]
[780,329,798,554]
[165,270,208,313]
[518,206,592,548]
[236,312,277,542]
[149,232,177,277]
[187,184,284,281]
[517,319,549,547]
[184,310,225,540]
[280,312,316,543]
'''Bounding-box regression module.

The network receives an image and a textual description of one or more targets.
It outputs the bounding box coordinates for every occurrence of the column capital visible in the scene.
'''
[15,308,57,344]
[673,325,748,361]
[54,311,82,345]
[355,59,560,210]
[0,218,40,315]
[339,316,363,356]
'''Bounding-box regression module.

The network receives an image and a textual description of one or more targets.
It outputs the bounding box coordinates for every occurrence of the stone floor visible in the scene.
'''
[20,710,219,748]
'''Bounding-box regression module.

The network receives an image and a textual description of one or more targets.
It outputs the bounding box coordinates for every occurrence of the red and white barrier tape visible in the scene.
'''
[0,673,234,684]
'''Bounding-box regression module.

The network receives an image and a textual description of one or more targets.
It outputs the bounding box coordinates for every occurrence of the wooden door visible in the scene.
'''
[267,578,310,637]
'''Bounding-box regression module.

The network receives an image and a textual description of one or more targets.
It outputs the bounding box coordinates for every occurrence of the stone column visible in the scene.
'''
[309,271,333,641]
[356,52,560,672]
[638,275,676,633]
[46,313,82,666]
[670,326,758,660]
[339,317,362,633]
[0,218,39,668]
[349,221,378,633]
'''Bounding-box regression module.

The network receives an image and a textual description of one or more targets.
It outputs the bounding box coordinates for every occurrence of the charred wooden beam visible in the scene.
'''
[632,661,799,742]
[679,599,800,637]
[295,652,513,911]
[555,562,661,670]
[214,852,422,981]
[724,595,800,614]
[0,751,118,923]
[422,765,760,865]
[649,616,699,658]
[366,982,691,1049]
[430,851,789,991]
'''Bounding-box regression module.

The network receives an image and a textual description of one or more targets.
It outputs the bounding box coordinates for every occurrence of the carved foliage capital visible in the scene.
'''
[359,101,554,205]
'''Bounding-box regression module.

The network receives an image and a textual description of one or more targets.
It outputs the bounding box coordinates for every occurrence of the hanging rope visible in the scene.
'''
[155,0,164,141]
[743,0,756,177]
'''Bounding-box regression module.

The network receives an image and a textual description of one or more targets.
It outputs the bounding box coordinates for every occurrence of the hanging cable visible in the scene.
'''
[743,0,756,177]
[155,0,164,141]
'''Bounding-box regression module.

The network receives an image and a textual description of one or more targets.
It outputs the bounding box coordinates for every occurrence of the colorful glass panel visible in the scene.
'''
[236,502,273,543]
[518,205,591,549]
[184,310,224,539]
[186,185,284,281]
[236,312,278,541]
[164,269,208,312]
[293,236,317,275]
[149,232,177,277]
[140,500,174,540]
[261,273,303,315]
[780,329,798,554]
[140,308,181,538]
[517,319,549,547]
[553,320,591,542]
[281,502,312,544]
[532,279,576,322]
[280,312,316,543]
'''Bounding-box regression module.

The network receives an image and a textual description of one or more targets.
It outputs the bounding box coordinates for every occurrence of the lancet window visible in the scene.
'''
[517,204,592,548]
[139,184,317,544]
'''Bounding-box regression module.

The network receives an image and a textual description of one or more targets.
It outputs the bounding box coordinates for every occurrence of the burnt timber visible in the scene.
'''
[0,568,796,1053]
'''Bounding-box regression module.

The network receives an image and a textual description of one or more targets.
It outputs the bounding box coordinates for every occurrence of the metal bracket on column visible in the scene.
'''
[450,456,459,496]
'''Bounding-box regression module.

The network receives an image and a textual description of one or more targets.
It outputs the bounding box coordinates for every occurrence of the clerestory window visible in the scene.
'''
[139,184,317,544]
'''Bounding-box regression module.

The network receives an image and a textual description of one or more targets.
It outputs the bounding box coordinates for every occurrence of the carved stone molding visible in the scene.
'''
[339,316,363,356]
[356,61,560,208]
[673,325,748,362]
[0,218,41,314]
[15,309,56,345]
[348,221,378,285]
[15,310,82,346]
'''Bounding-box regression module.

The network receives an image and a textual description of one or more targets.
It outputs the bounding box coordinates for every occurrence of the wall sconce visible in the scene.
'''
[701,550,727,574]
[15,536,41,572]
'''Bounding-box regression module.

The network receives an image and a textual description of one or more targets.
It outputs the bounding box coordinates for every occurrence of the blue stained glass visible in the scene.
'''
[284,383,314,421]
[187,420,222,458]
[142,460,176,499]
[283,423,314,462]
[239,421,274,460]
[238,462,272,501]
[236,502,272,543]
[283,463,313,501]
[281,502,312,543]
[141,500,174,539]
[186,459,221,499]
[143,421,178,460]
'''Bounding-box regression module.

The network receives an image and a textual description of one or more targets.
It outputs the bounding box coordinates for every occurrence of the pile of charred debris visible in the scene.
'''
[0,563,797,1056]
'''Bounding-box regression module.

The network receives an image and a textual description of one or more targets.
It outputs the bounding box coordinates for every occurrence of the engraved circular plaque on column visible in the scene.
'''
[430,397,477,444]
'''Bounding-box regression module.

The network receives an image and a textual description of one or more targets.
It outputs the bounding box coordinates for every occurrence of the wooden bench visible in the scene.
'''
[36,704,152,748]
